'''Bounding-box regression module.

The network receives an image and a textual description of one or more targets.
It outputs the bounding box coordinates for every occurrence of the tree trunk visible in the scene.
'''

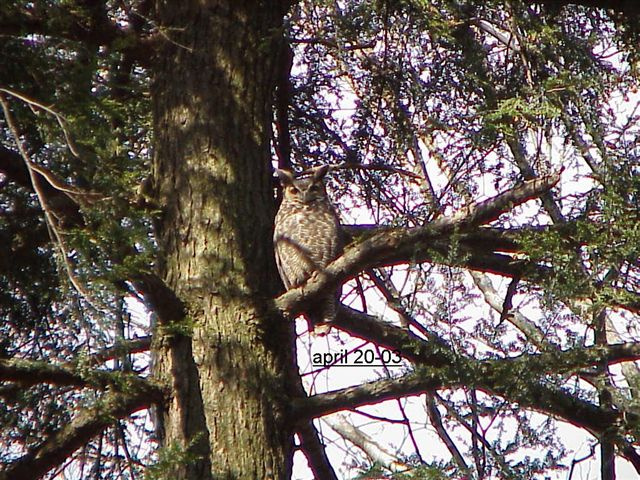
[151,1,294,478]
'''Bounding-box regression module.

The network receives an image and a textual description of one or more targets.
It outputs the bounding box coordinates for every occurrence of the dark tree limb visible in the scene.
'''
[620,444,640,474]
[426,394,470,474]
[0,338,153,403]
[337,305,640,371]
[293,356,638,463]
[66,336,152,368]
[0,3,157,66]
[296,421,339,480]
[293,370,444,420]
[292,305,640,465]
[0,144,84,228]
[0,357,163,396]
[0,386,160,480]
[130,273,186,326]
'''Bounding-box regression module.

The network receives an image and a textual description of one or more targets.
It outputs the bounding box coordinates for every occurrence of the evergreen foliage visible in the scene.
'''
[0,0,638,478]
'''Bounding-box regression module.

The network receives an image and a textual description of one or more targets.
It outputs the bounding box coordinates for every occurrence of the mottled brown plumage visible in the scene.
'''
[274,165,343,335]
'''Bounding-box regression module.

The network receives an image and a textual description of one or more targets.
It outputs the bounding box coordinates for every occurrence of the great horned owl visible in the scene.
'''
[274,165,343,335]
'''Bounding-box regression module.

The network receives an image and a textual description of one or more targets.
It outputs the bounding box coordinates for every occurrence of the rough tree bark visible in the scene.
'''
[151,1,295,478]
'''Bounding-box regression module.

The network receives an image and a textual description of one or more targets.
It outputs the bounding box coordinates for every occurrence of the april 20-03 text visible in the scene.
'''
[311,348,404,368]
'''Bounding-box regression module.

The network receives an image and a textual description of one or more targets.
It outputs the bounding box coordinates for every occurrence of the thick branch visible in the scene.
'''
[294,371,443,419]
[0,358,161,396]
[293,306,640,459]
[277,173,561,315]
[296,421,339,480]
[131,273,186,325]
[294,358,634,453]
[0,386,160,480]
[0,4,156,65]
[0,339,153,403]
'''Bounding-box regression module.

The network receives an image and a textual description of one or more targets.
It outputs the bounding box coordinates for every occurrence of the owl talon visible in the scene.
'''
[312,323,331,336]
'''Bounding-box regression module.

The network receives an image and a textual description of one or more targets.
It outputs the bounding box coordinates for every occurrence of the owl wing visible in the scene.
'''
[274,237,293,290]
[274,232,317,290]
[316,206,344,267]
[274,202,343,291]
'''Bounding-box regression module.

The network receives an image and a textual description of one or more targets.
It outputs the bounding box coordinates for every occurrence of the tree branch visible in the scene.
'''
[277,173,561,316]
[292,305,640,465]
[0,143,84,228]
[294,360,637,460]
[0,357,161,396]
[296,421,339,480]
[426,395,470,474]
[338,305,640,387]
[0,3,157,66]
[0,386,161,480]
[294,371,443,419]
[0,338,153,403]
[322,413,410,473]
[66,336,152,368]
[130,273,186,325]
[533,0,640,18]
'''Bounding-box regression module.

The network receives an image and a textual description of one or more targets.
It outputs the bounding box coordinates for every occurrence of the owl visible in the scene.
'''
[274,165,343,335]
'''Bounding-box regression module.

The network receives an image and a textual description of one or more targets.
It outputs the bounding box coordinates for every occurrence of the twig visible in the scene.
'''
[329,162,422,181]
[0,94,105,311]
[426,394,470,475]
[0,87,81,158]
[28,161,103,200]
[288,36,376,51]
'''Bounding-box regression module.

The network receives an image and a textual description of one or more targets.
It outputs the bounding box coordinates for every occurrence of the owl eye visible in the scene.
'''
[288,186,300,195]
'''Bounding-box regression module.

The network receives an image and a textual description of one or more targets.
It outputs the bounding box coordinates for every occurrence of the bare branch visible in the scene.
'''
[292,305,640,465]
[471,272,548,347]
[426,395,470,474]
[0,88,82,159]
[322,413,410,473]
[66,336,152,369]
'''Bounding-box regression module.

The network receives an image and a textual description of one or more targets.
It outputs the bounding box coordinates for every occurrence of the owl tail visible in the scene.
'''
[305,298,337,337]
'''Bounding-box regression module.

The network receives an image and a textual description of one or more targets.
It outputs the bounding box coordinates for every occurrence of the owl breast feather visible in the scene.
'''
[274,204,342,290]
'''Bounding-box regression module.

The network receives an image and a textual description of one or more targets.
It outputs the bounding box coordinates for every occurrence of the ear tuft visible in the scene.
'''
[312,165,329,181]
[276,169,295,186]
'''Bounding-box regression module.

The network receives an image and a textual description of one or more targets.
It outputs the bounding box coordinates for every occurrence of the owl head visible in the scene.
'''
[276,165,330,205]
